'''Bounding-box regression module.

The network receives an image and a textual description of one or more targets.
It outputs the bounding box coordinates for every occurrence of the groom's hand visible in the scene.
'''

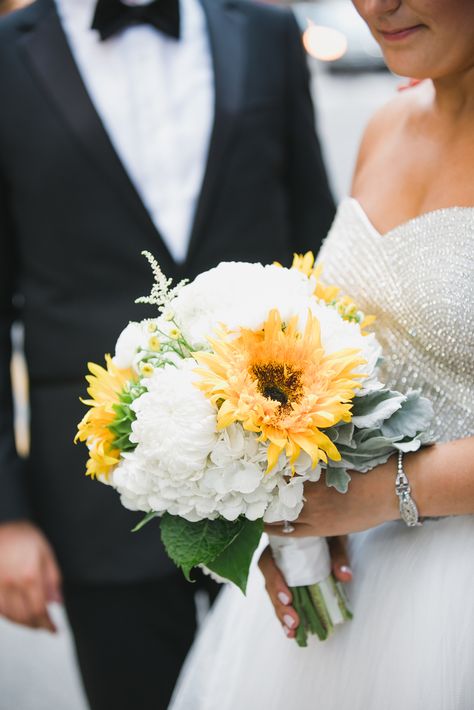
[0,521,63,633]
[258,537,352,639]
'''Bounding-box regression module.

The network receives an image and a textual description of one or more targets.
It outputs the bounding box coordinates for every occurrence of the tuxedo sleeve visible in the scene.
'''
[0,172,30,522]
[285,12,336,256]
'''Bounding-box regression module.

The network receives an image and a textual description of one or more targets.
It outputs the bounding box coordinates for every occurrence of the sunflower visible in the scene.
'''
[75,355,136,479]
[194,309,366,472]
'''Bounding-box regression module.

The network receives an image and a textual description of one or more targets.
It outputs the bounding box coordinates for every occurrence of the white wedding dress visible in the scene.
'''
[170,198,474,710]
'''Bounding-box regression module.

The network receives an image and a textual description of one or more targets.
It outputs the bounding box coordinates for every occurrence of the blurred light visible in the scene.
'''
[303,23,348,62]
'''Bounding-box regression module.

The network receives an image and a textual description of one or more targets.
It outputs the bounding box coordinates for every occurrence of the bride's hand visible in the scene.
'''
[266,439,474,539]
[266,456,400,538]
[260,440,474,637]
[259,456,399,638]
[258,538,352,639]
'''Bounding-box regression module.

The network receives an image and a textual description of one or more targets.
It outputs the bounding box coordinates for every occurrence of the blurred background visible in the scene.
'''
[1,0,398,707]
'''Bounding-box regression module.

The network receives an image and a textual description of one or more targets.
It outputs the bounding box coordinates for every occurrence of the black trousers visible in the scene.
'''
[64,572,219,710]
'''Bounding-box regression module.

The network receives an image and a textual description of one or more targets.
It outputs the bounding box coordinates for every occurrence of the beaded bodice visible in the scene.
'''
[318,198,474,442]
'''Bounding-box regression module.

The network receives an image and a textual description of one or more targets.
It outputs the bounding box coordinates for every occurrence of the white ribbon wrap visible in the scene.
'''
[268,535,331,587]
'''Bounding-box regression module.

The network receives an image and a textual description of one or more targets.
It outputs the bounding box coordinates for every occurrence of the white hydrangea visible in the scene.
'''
[111,385,320,522]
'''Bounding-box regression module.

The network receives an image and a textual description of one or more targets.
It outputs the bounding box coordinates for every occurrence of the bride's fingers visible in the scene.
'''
[258,546,300,639]
[328,536,353,583]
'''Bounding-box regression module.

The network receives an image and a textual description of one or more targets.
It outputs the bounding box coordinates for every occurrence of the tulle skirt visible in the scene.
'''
[170,516,474,710]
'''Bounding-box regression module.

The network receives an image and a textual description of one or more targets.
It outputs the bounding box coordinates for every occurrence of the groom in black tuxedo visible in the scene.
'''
[0,0,334,707]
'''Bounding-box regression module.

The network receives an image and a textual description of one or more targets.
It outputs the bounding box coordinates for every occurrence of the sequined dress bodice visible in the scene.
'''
[318,198,474,441]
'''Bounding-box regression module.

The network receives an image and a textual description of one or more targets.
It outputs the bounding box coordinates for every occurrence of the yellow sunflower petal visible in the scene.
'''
[76,357,136,480]
[195,307,365,473]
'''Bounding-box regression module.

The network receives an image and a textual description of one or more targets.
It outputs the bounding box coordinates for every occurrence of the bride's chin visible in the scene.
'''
[380,44,474,83]
[380,48,435,81]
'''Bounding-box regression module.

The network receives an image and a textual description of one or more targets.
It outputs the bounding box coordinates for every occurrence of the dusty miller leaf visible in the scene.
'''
[325,466,351,494]
[351,389,405,430]
[380,391,433,438]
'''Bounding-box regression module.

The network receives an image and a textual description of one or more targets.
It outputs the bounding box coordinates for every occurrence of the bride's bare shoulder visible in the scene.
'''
[352,81,432,186]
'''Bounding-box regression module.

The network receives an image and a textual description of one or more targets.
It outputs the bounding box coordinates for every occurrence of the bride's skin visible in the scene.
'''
[261,0,474,639]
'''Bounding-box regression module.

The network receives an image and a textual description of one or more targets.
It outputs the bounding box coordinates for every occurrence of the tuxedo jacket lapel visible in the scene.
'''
[18,0,176,272]
[17,0,246,275]
[185,0,247,268]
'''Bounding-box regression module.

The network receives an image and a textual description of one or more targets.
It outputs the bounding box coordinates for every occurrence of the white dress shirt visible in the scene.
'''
[56,0,215,263]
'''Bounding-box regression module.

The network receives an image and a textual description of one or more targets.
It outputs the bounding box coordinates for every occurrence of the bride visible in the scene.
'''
[170,0,474,708]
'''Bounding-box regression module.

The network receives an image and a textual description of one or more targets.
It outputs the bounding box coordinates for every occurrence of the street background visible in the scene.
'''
[0,39,398,710]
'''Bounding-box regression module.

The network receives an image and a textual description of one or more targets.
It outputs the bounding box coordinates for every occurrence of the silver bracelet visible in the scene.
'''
[395,451,423,527]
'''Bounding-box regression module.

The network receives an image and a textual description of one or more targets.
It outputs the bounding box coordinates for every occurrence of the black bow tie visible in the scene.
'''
[91,0,180,41]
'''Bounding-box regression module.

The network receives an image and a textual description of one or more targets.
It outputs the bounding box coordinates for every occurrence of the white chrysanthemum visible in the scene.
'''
[112,454,156,512]
[170,262,316,347]
[130,360,217,477]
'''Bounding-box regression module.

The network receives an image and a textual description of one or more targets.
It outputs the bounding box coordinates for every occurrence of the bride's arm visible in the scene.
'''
[266,438,474,538]
[260,437,474,637]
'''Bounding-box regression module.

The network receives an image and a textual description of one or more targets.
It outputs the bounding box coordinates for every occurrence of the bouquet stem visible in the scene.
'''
[290,574,352,647]
[268,534,353,646]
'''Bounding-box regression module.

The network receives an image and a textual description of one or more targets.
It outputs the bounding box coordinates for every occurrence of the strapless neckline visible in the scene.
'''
[317,197,474,443]
[346,196,474,239]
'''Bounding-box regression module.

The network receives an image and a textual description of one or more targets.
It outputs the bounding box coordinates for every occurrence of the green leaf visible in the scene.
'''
[113,434,136,452]
[160,514,246,581]
[206,518,263,593]
[108,382,146,454]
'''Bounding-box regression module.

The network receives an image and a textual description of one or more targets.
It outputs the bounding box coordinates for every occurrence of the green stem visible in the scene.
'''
[290,586,308,647]
[131,511,157,532]
[329,576,353,621]
[300,586,329,641]
[308,583,333,636]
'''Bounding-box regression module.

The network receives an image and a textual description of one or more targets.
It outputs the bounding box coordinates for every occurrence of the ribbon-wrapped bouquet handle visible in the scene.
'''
[269,535,351,646]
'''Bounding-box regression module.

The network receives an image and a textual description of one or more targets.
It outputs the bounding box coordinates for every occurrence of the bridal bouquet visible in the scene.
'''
[76,252,432,647]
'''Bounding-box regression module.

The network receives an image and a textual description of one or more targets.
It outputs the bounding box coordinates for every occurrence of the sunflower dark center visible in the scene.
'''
[262,386,288,406]
[251,362,303,408]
